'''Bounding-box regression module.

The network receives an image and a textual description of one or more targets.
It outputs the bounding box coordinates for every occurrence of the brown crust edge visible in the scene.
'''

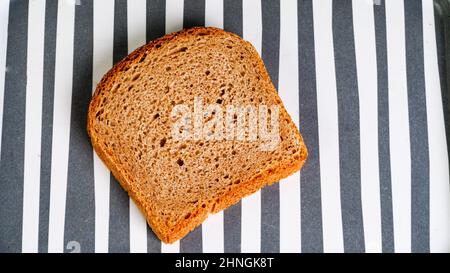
[87,27,308,244]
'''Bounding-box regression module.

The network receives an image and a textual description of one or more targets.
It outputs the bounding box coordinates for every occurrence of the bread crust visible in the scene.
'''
[87,27,308,243]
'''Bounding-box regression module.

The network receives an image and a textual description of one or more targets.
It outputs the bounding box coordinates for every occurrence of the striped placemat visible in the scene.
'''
[0,0,449,253]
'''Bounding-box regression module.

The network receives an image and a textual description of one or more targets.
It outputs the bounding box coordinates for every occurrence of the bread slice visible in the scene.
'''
[87,27,307,243]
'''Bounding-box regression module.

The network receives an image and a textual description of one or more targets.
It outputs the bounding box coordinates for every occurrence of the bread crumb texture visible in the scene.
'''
[87,27,307,243]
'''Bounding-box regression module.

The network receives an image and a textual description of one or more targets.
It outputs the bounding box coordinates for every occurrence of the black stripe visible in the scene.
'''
[404,0,430,253]
[298,0,324,253]
[38,0,58,253]
[64,0,95,253]
[146,0,166,42]
[223,0,242,253]
[374,0,394,253]
[179,0,206,254]
[0,0,28,253]
[183,0,205,29]
[332,0,365,252]
[434,0,450,159]
[108,0,130,253]
[147,227,161,253]
[180,226,202,253]
[224,0,242,37]
[145,0,165,253]
[113,0,128,65]
[260,0,280,254]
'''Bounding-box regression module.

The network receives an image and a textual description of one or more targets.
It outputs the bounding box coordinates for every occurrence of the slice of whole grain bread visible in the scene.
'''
[87,27,307,243]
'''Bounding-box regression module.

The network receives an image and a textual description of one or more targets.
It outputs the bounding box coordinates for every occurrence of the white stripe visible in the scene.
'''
[161,241,180,253]
[204,0,223,28]
[385,0,411,253]
[279,0,301,253]
[202,212,224,253]
[352,0,382,253]
[129,201,148,253]
[128,0,146,52]
[312,0,344,252]
[0,0,10,156]
[202,0,225,253]
[92,0,114,253]
[241,0,262,253]
[160,0,184,253]
[48,0,75,253]
[22,0,46,253]
[127,0,148,253]
[166,0,184,34]
[422,0,450,253]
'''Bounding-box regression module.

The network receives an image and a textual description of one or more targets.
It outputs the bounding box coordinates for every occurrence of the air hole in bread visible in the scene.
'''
[179,143,187,149]
[95,109,104,118]
[131,73,141,81]
[138,54,147,63]
[176,159,184,166]
[160,138,166,147]
[170,46,188,55]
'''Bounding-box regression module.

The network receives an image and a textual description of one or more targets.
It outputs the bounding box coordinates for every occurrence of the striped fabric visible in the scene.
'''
[0,0,449,253]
